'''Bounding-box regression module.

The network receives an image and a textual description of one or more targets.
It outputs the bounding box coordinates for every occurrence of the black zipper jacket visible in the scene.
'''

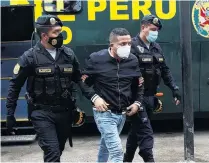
[81,49,144,112]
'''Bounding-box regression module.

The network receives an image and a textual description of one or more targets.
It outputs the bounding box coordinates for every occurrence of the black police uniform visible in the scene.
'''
[124,15,181,162]
[6,15,83,162]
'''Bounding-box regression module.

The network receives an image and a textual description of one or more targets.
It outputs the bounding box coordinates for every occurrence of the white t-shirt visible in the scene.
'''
[46,48,56,60]
[145,42,150,49]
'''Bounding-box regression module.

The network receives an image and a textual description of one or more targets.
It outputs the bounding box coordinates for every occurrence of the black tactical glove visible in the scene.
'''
[172,89,181,101]
[6,115,16,134]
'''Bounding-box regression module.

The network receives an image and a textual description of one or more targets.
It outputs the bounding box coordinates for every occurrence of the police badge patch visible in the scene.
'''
[13,63,20,75]
[137,45,144,53]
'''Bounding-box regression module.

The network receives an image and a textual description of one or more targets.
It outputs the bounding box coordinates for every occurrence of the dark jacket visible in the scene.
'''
[6,42,82,116]
[81,49,144,112]
[131,35,178,96]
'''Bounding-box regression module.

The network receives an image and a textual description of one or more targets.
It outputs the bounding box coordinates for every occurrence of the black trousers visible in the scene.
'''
[124,96,155,162]
[31,109,71,162]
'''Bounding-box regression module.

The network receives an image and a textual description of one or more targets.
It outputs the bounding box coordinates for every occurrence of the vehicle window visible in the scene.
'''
[43,0,82,13]
[1,6,34,42]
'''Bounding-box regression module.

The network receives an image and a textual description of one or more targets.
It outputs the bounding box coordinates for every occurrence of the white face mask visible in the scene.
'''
[116,45,131,59]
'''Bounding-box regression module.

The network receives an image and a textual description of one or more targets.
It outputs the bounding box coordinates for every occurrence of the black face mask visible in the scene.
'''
[48,33,63,48]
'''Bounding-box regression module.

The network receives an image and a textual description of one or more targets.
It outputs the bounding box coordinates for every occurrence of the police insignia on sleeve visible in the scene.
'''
[137,45,144,53]
[13,63,20,75]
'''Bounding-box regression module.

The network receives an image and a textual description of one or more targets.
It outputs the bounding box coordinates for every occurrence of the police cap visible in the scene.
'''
[141,14,162,30]
[35,15,63,27]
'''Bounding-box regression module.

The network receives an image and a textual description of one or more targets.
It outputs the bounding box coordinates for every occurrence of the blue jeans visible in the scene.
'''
[93,109,126,163]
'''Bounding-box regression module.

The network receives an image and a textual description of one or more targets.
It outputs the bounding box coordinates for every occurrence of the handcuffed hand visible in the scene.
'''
[81,74,89,82]
[126,103,139,116]
[138,77,144,87]
[94,97,109,112]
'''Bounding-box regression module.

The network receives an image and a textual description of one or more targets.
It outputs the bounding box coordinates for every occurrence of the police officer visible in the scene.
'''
[123,15,181,162]
[6,15,83,162]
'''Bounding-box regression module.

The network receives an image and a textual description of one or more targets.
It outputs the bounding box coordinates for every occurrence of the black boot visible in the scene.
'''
[123,152,135,162]
[139,149,154,162]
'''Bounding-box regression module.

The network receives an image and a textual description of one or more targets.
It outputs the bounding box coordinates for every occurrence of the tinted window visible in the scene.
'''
[43,0,82,13]
[1,6,34,42]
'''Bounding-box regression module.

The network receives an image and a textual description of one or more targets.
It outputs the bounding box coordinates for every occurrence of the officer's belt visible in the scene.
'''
[33,104,70,113]
[108,106,128,114]
[93,104,127,114]
[109,109,126,114]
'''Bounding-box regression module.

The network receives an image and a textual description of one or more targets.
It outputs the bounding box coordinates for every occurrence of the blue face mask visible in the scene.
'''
[146,31,158,43]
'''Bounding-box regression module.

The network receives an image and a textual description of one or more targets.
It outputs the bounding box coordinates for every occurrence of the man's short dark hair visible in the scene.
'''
[141,21,150,26]
[36,27,51,38]
[109,28,130,43]
[140,21,150,31]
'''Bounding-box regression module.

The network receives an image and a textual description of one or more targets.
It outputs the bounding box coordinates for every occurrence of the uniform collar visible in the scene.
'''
[34,41,66,61]
[136,34,154,50]
[35,41,64,52]
[34,41,45,52]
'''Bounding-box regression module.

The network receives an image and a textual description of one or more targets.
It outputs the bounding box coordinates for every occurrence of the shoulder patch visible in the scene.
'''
[63,47,74,55]
[21,48,34,66]
[137,45,145,53]
[63,46,74,60]
[13,63,20,75]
